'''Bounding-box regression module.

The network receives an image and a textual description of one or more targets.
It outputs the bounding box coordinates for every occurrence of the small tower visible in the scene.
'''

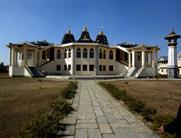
[165,29,181,78]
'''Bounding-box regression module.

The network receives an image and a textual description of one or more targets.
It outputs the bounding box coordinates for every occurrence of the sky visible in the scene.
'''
[0,0,181,64]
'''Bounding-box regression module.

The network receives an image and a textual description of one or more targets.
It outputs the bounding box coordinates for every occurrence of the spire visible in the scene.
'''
[96,26,108,45]
[83,25,88,32]
[99,26,104,35]
[67,25,71,34]
[61,26,75,44]
[77,25,93,43]
[171,27,174,33]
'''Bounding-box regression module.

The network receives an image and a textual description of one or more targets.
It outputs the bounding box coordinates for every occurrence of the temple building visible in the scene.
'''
[7,26,159,78]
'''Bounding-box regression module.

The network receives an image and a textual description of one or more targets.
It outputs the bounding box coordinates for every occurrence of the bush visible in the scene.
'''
[128,101,145,113]
[21,81,77,138]
[51,97,73,116]
[21,114,62,138]
[61,82,77,99]
[142,106,156,121]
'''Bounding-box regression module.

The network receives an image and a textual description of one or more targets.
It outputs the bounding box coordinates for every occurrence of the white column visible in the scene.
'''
[132,50,135,67]
[14,49,17,66]
[128,52,131,68]
[71,47,75,75]
[11,48,15,66]
[34,48,38,67]
[10,48,12,66]
[142,51,145,66]
[152,50,155,68]
[23,46,27,65]
[155,50,158,64]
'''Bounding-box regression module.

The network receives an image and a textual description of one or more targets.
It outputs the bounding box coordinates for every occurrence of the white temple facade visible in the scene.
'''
[7,26,159,78]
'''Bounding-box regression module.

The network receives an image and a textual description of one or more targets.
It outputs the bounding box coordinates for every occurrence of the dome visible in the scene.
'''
[95,30,108,45]
[61,29,75,44]
[77,26,93,43]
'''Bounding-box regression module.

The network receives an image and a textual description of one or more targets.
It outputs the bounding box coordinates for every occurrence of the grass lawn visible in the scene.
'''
[103,80,181,117]
[0,75,69,137]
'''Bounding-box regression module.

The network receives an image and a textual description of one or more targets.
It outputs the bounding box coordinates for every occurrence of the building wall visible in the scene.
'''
[158,58,181,76]
[40,45,119,76]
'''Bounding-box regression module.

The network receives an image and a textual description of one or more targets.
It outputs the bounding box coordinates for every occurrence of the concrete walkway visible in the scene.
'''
[62,81,159,138]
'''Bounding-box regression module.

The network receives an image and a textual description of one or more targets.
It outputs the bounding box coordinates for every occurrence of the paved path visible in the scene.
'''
[62,81,159,138]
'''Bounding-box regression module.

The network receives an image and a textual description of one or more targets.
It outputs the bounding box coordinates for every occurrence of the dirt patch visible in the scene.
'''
[0,77,69,137]
[105,80,181,117]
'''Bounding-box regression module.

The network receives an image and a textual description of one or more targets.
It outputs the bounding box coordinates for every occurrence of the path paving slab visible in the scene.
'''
[62,81,159,138]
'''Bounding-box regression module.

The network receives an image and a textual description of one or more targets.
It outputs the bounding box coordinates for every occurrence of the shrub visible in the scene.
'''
[61,82,77,99]
[21,113,62,138]
[21,81,77,138]
[69,82,78,89]
[51,97,73,116]
[61,88,76,99]
[128,101,145,113]
[142,106,156,121]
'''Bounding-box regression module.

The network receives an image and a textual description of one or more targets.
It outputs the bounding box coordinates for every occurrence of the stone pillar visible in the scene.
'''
[14,49,17,66]
[11,48,15,66]
[132,50,135,67]
[23,46,27,65]
[34,48,38,67]
[95,46,99,75]
[141,51,145,66]
[128,52,131,68]
[152,50,155,68]
[10,48,12,66]
[72,46,75,75]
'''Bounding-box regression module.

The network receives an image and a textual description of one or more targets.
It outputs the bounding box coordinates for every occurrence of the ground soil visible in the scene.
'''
[105,80,181,117]
[0,75,69,137]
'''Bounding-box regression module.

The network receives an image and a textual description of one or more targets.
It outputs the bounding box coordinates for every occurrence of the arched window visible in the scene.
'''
[57,49,61,59]
[99,49,102,59]
[42,51,46,60]
[109,50,113,60]
[76,48,81,58]
[68,48,71,58]
[103,50,106,59]
[64,49,67,58]
[83,48,87,58]
[90,48,94,58]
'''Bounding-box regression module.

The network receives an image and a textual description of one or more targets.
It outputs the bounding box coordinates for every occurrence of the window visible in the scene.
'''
[56,65,61,71]
[103,65,106,71]
[68,48,71,58]
[99,49,102,59]
[83,65,87,71]
[57,49,61,59]
[103,50,106,59]
[161,69,164,72]
[27,52,32,59]
[89,65,94,71]
[137,55,141,61]
[109,65,114,71]
[64,65,67,71]
[47,50,50,59]
[64,49,67,58]
[68,65,71,70]
[83,48,87,58]
[76,64,81,71]
[76,48,81,58]
[109,50,113,60]
[90,48,94,58]
[42,51,46,60]
[99,65,102,71]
